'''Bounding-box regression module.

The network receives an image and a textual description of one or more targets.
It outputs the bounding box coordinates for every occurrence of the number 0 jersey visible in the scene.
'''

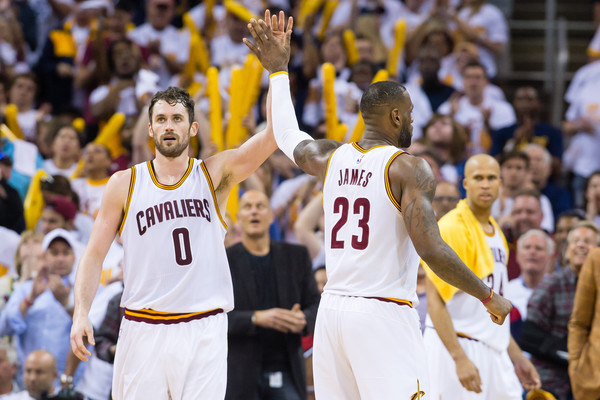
[322,143,420,304]
[119,158,233,313]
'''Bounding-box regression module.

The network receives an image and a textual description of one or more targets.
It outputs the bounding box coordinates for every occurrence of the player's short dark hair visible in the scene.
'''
[498,150,529,168]
[359,81,408,115]
[148,87,195,124]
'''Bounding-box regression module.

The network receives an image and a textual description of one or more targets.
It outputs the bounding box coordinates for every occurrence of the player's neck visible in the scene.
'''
[359,133,395,149]
[151,154,190,186]
[466,198,492,227]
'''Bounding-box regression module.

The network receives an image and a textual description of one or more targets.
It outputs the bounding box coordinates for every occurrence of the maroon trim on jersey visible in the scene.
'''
[364,296,413,308]
[119,166,137,236]
[123,308,223,325]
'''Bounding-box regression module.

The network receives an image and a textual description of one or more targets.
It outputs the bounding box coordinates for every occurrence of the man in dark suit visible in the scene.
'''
[225,190,320,400]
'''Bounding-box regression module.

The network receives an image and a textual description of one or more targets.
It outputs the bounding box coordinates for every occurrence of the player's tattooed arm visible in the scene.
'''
[391,156,492,301]
[294,139,342,181]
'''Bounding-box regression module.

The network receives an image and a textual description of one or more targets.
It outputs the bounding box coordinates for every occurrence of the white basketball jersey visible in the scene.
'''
[322,143,421,304]
[119,158,233,313]
[427,226,510,351]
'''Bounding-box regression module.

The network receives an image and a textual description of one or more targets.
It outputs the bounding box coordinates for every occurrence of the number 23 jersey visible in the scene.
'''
[322,143,420,304]
[119,158,233,313]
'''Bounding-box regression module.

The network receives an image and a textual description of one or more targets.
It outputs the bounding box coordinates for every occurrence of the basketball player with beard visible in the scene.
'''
[244,12,513,399]
[70,82,278,399]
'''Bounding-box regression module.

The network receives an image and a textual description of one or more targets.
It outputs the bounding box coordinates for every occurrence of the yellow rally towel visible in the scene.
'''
[423,199,508,302]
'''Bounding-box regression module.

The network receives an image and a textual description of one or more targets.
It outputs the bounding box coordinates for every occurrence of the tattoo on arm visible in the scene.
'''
[403,161,438,237]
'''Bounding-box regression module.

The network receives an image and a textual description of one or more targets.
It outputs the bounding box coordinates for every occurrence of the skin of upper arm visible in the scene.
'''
[293,139,341,181]
[203,127,278,206]
[84,170,130,262]
[389,155,442,257]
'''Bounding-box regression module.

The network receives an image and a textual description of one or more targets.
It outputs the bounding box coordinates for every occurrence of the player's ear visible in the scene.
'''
[390,108,401,127]
[190,121,199,137]
[148,123,154,138]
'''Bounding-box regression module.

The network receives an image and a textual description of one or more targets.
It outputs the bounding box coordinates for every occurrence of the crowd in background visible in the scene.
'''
[0,0,599,399]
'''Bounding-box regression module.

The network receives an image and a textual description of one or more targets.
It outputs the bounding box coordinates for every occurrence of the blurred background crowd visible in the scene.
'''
[0,0,599,399]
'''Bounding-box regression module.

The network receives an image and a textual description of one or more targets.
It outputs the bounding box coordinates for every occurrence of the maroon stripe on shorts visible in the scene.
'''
[123,308,223,325]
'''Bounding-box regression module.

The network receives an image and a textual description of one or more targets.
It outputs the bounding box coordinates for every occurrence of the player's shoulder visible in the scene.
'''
[389,151,430,177]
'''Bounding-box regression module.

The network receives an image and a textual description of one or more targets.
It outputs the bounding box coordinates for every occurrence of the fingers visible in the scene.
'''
[264,9,271,28]
[243,37,260,57]
[247,20,264,46]
[86,324,95,346]
[286,16,294,33]
[278,10,285,32]
[459,373,482,393]
[70,331,91,362]
[258,19,274,41]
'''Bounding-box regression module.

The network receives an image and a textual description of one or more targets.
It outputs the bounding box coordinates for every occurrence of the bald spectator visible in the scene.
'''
[507,229,554,340]
[523,144,572,221]
[432,181,460,220]
[4,350,57,399]
[521,222,600,400]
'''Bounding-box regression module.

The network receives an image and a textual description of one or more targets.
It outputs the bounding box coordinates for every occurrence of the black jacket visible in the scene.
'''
[225,241,320,400]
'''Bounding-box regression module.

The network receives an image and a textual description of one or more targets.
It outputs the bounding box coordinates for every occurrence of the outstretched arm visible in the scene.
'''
[391,155,512,324]
[244,12,339,180]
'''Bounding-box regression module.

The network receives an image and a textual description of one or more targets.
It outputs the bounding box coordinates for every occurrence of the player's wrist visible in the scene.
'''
[481,287,493,304]
[269,70,289,79]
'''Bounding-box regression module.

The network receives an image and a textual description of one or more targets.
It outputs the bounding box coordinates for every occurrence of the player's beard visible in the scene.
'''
[397,124,412,148]
[153,130,190,158]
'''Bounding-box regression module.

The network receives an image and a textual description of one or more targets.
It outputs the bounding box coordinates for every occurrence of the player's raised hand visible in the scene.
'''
[243,10,293,74]
[483,292,512,325]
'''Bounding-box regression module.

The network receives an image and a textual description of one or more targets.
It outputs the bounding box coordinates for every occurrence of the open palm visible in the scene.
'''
[243,10,293,74]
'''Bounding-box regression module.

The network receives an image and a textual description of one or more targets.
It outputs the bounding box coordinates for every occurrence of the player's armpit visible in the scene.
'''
[293,139,342,181]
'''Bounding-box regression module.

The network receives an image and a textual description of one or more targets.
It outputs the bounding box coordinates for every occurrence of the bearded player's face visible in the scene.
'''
[149,101,197,158]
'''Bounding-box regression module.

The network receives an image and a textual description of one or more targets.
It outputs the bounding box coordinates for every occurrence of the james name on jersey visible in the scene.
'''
[337,168,373,187]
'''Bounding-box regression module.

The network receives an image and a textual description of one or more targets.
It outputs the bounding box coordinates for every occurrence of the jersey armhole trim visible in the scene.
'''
[118,166,136,236]
[147,158,193,190]
[200,161,228,230]
[385,150,405,213]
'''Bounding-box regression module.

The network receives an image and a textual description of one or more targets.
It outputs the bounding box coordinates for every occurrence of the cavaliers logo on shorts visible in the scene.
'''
[410,379,425,400]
